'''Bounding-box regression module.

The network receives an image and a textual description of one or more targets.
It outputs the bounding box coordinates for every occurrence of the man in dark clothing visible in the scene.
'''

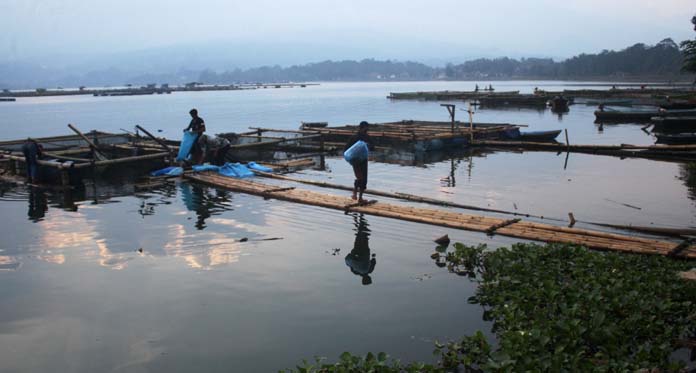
[21,138,43,184]
[199,134,231,165]
[184,108,206,164]
[344,121,373,202]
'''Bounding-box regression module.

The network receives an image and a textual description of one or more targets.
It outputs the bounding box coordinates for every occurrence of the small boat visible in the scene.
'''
[659,102,696,110]
[501,129,561,142]
[594,109,658,123]
[519,130,562,142]
[659,108,696,117]
[655,132,696,144]
[651,116,696,133]
[549,96,570,112]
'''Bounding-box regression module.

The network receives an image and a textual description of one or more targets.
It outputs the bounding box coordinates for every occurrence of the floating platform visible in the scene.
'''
[277,120,521,152]
[185,172,696,259]
[387,90,520,101]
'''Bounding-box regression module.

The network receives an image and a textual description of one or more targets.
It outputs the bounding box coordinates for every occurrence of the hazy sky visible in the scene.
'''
[1,0,694,64]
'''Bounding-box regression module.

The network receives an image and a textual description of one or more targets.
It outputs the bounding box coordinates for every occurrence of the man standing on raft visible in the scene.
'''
[344,121,373,202]
[184,108,206,164]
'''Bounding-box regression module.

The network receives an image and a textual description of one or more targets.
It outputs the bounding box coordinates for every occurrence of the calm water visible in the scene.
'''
[1,81,695,372]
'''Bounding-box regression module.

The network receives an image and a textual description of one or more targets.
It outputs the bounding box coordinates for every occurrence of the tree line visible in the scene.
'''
[199,38,691,83]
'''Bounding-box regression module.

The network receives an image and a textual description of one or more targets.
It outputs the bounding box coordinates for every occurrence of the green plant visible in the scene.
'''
[287,243,696,372]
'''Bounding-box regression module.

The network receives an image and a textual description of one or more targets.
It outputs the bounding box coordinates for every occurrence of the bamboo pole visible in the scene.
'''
[135,125,172,153]
[67,124,108,161]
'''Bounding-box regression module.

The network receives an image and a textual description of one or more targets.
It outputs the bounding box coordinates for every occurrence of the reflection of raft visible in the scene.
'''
[185,172,696,259]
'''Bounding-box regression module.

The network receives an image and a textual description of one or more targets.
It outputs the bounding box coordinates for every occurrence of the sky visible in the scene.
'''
[1,0,694,66]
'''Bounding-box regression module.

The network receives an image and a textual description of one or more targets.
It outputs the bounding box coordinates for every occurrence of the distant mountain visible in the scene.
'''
[0,39,692,90]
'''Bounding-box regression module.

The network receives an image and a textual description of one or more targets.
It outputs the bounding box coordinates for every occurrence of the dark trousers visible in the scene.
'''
[352,160,368,190]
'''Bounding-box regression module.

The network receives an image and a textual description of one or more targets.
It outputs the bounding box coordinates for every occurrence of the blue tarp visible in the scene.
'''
[150,166,183,177]
[219,162,255,178]
[344,140,369,163]
[176,131,198,161]
[192,164,220,172]
[247,162,273,172]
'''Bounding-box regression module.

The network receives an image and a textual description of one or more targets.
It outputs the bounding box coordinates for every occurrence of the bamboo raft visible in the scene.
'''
[185,172,696,259]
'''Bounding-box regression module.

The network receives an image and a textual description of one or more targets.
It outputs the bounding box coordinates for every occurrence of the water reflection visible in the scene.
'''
[679,163,696,202]
[27,188,48,222]
[344,214,377,285]
[180,183,233,230]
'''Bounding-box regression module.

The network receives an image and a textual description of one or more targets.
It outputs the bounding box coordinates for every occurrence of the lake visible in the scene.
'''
[0,81,694,372]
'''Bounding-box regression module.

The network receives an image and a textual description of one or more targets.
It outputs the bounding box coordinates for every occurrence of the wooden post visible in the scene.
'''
[564,128,570,149]
[60,170,70,186]
[468,103,474,144]
[319,134,326,170]
[440,104,455,132]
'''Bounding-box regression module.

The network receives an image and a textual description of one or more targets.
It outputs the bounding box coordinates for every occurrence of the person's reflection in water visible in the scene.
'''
[345,214,376,285]
[28,187,48,222]
[180,183,232,230]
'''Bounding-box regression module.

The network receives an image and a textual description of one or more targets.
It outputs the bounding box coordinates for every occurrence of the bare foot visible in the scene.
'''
[351,195,357,200]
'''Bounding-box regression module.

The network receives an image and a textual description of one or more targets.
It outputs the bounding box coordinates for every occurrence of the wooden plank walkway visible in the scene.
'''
[185,172,696,259]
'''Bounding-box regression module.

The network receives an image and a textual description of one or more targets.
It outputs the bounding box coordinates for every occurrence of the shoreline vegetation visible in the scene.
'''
[2,39,694,91]
[286,243,696,372]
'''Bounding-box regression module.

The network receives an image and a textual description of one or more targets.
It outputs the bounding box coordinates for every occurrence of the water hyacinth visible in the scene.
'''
[287,243,696,372]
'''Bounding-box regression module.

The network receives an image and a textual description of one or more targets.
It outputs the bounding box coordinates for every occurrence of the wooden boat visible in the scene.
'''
[650,116,696,133]
[519,130,562,142]
[659,108,696,117]
[501,129,561,142]
[658,102,696,110]
[655,132,696,145]
[594,109,658,123]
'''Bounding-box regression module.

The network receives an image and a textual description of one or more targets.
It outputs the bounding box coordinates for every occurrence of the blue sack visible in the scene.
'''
[343,140,369,163]
[219,162,255,178]
[247,162,273,173]
[176,131,198,161]
[192,164,220,172]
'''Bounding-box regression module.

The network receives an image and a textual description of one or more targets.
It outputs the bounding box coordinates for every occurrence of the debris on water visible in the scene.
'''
[412,273,433,281]
[513,203,518,210]
[325,248,341,255]
[434,234,450,246]
[604,198,642,210]
[239,237,249,242]
[430,252,440,259]
[157,129,163,132]
[137,248,143,253]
